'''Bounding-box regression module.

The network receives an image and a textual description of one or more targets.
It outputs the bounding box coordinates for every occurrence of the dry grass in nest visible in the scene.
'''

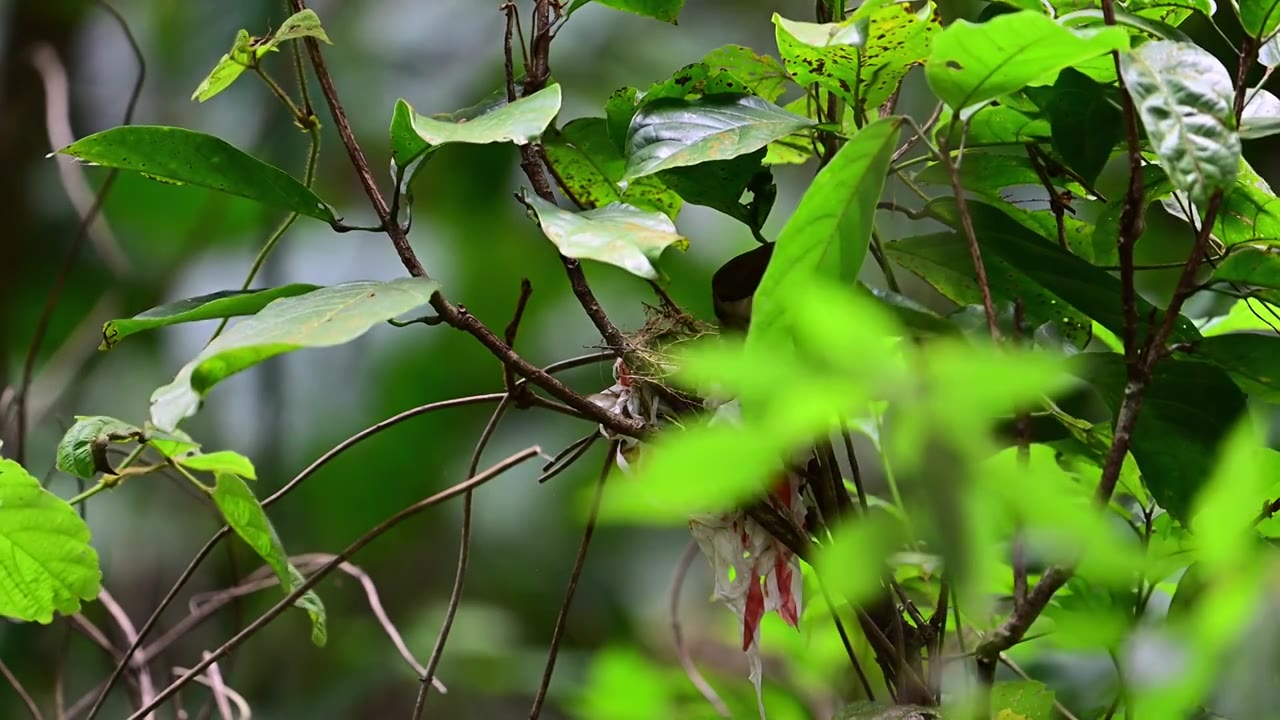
[623,302,717,390]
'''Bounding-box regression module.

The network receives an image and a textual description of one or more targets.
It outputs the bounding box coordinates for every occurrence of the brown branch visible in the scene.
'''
[125,447,542,720]
[972,4,1258,682]
[670,540,732,718]
[529,440,617,719]
[285,0,641,436]
[1025,145,1069,252]
[938,140,1002,341]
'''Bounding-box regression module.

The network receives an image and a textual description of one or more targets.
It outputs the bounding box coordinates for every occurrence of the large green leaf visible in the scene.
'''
[1164,159,1280,245]
[918,198,1202,343]
[941,97,1052,146]
[604,64,749,151]
[522,193,688,280]
[925,11,1128,117]
[542,118,682,219]
[59,127,337,222]
[656,149,775,230]
[747,117,904,345]
[1235,0,1280,39]
[565,0,683,22]
[150,278,440,431]
[1120,41,1240,204]
[1079,353,1247,523]
[212,472,326,645]
[916,152,1084,196]
[701,45,790,102]
[623,94,814,180]
[56,416,144,479]
[1185,333,1280,400]
[1209,240,1280,290]
[773,13,868,108]
[101,284,321,350]
[0,459,101,623]
[390,84,561,187]
[1040,68,1124,185]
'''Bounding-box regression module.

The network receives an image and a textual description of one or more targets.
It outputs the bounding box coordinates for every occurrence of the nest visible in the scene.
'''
[621,302,717,415]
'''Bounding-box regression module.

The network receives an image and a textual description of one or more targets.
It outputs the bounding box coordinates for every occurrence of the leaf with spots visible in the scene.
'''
[701,45,791,102]
[58,126,337,222]
[150,278,441,431]
[623,94,814,180]
[1127,0,1216,27]
[605,63,764,152]
[212,472,326,645]
[542,118,682,219]
[773,13,867,107]
[856,1,940,117]
[100,284,321,350]
[521,192,688,280]
[926,11,1128,117]
[0,459,101,624]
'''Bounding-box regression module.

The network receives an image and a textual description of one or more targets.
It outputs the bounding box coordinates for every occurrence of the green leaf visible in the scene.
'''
[815,514,904,605]
[541,118,681,218]
[1241,87,1280,139]
[266,9,331,48]
[59,127,337,222]
[856,1,940,116]
[1120,40,1240,204]
[915,152,1085,196]
[604,64,752,152]
[389,85,561,188]
[925,11,1128,117]
[521,192,687,280]
[622,94,815,180]
[191,30,253,103]
[1078,353,1247,523]
[656,149,775,229]
[1127,0,1216,26]
[1185,333,1280,400]
[0,459,101,623]
[748,117,904,345]
[565,0,683,22]
[150,278,440,431]
[1209,241,1280,289]
[991,680,1056,719]
[178,451,257,480]
[943,97,1052,146]
[700,45,790,102]
[101,284,321,350]
[1235,0,1280,39]
[212,472,326,645]
[1041,68,1124,185]
[922,197,1202,343]
[1201,297,1280,335]
[56,416,144,479]
[145,427,201,459]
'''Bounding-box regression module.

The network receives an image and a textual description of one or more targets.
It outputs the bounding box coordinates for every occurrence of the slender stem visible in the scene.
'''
[670,540,732,718]
[938,139,1001,341]
[252,65,308,126]
[208,125,320,343]
[528,441,618,719]
[125,448,542,720]
[1,658,45,720]
[68,482,111,506]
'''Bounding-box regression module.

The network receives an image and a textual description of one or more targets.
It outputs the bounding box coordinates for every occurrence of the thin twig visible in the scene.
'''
[1025,145,1069,251]
[126,448,542,720]
[937,137,1001,341]
[412,395,516,717]
[529,440,618,719]
[1,658,45,720]
[286,0,642,436]
[538,432,600,484]
[172,660,251,720]
[12,0,144,463]
[669,540,732,718]
[98,589,157,720]
[816,576,877,701]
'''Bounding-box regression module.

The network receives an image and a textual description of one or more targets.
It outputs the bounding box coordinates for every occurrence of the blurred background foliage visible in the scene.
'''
[3,0,1280,718]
